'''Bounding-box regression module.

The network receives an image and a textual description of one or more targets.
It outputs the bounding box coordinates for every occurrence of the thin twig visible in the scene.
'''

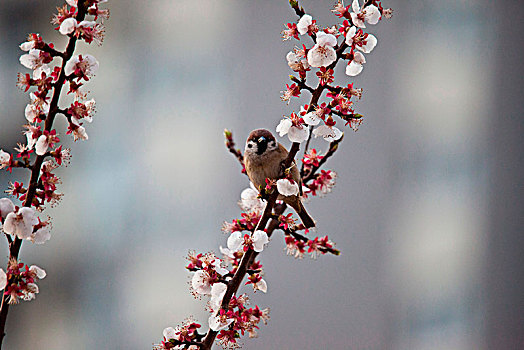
[224,129,245,174]
[302,134,344,184]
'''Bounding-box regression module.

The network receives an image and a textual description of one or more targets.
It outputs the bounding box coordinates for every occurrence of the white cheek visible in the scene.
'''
[246,143,257,153]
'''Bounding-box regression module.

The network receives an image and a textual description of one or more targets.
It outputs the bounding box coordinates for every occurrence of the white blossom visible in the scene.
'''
[357,33,377,53]
[3,207,39,240]
[83,99,96,123]
[191,270,212,295]
[239,187,264,213]
[64,54,99,77]
[319,171,338,195]
[59,18,77,35]
[287,125,309,143]
[163,327,176,341]
[25,92,50,123]
[276,118,292,137]
[72,126,89,141]
[227,232,243,253]
[303,112,320,126]
[345,26,358,46]
[208,312,234,332]
[313,125,343,142]
[253,278,267,293]
[297,14,313,35]
[25,104,39,124]
[35,135,49,156]
[276,179,299,197]
[346,26,377,53]
[32,64,51,80]
[19,41,35,51]
[22,286,38,301]
[300,106,321,126]
[252,230,269,253]
[29,265,46,279]
[0,198,15,219]
[276,118,309,143]
[0,150,10,170]
[346,51,366,76]
[19,49,45,70]
[219,246,235,260]
[307,32,337,68]
[210,258,229,276]
[350,0,380,28]
[32,224,51,244]
[286,51,309,71]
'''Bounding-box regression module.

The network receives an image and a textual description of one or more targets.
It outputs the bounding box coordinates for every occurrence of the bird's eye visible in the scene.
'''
[248,144,252,148]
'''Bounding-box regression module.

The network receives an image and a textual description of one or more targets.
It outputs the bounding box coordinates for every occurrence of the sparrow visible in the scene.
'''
[244,129,315,228]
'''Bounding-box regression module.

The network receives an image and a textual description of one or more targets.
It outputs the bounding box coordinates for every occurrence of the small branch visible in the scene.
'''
[281,228,340,256]
[40,44,64,58]
[302,134,344,184]
[9,160,31,170]
[291,76,315,94]
[289,1,306,19]
[223,129,245,174]
[325,84,342,93]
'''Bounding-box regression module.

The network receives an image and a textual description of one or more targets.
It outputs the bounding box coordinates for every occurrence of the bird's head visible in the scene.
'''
[245,129,278,155]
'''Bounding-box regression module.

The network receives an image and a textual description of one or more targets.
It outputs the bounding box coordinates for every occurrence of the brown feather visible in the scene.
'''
[244,130,316,228]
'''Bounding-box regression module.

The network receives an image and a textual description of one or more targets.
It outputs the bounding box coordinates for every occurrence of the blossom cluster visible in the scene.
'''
[0,0,109,337]
[167,248,269,349]
[0,259,46,305]
[155,319,202,350]
[278,0,392,144]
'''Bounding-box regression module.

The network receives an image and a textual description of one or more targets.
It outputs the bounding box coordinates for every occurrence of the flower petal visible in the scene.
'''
[297,14,313,35]
[163,327,176,341]
[346,61,363,76]
[365,5,381,25]
[303,112,321,126]
[357,34,377,53]
[276,118,292,137]
[227,232,243,252]
[59,18,77,35]
[255,279,268,293]
[316,32,337,47]
[352,0,361,13]
[288,126,309,143]
[277,179,299,197]
[0,198,15,219]
[252,230,269,252]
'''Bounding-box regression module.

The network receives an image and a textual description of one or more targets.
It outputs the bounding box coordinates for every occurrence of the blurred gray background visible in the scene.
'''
[0,1,523,349]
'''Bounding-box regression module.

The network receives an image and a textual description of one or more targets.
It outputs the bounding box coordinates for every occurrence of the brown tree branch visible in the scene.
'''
[201,148,297,349]
[199,0,382,347]
[0,2,89,346]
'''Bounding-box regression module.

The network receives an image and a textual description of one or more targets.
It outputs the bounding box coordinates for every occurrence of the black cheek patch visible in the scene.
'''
[256,141,268,155]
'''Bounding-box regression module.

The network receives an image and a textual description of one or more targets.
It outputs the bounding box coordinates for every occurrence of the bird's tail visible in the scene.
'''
[291,199,316,228]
